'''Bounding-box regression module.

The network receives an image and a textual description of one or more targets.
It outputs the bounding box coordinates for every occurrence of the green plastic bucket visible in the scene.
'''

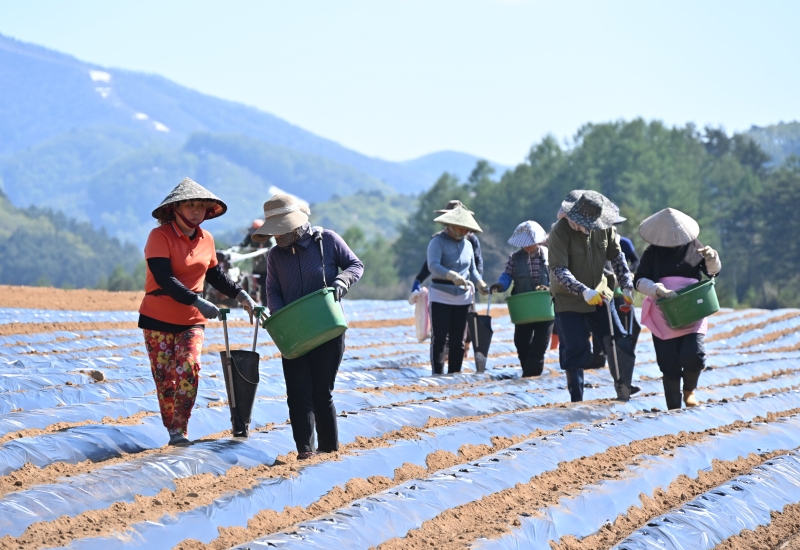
[262,287,348,359]
[506,290,555,324]
[657,279,720,328]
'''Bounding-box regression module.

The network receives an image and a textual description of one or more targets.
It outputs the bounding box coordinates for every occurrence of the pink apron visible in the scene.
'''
[640,276,708,340]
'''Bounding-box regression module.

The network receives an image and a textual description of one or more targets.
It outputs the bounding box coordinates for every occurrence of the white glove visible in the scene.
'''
[193,297,220,319]
[236,290,258,324]
[635,278,677,299]
[698,246,721,274]
[476,280,489,295]
[333,279,348,301]
[582,288,603,306]
[446,270,468,288]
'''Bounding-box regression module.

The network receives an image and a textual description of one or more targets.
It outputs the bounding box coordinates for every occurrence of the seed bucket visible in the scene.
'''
[657,279,720,328]
[263,287,348,359]
[506,290,555,324]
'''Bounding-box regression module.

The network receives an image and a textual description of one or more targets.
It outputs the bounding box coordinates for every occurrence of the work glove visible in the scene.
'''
[193,296,220,320]
[236,290,258,324]
[489,283,505,294]
[333,279,348,301]
[445,270,468,288]
[582,288,604,306]
[697,246,721,274]
[622,288,634,305]
[476,280,489,295]
[412,280,421,293]
[655,283,678,300]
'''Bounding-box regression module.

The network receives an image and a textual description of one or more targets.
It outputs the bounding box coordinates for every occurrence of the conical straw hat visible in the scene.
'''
[151,177,227,219]
[639,208,700,246]
[433,206,483,233]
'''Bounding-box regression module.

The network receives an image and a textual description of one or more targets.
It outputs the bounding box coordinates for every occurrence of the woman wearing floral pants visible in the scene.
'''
[138,178,257,446]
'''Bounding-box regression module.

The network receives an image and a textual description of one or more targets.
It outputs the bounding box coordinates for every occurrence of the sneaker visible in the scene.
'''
[683,390,698,407]
[168,433,191,446]
[297,451,316,460]
[630,385,641,395]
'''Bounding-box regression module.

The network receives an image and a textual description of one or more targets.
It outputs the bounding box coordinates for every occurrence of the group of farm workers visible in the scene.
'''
[136,177,720,458]
[138,178,362,459]
[413,189,721,410]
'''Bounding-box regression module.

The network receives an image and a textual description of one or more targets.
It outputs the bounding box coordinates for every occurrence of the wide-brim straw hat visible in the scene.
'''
[252,193,310,242]
[508,221,547,247]
[639,207,700,247]
[151,177,227,220]
[434,206,483,233]
[435,199,473,214]
[565,190,617,231]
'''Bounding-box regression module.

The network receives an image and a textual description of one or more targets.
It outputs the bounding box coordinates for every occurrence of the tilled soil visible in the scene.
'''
[2,295,800,549]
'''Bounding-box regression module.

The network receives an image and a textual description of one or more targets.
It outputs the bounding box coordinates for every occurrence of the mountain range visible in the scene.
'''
[0,33,507,245]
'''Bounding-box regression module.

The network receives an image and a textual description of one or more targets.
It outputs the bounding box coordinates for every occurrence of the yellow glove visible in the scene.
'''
[582,288,604,306]
[622,288,634,305]
[446,270,468,288]
[476,280,489,295]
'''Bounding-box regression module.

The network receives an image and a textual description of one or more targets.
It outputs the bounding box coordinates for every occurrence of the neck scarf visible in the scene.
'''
[276,223,310,248]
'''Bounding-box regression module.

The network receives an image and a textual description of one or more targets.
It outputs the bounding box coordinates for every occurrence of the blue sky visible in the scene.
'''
[1,0,798,165]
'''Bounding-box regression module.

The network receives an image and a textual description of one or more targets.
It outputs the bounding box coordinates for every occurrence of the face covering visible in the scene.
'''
[446,226,467,241]
[567,218,590,235]
[276,223,310,248]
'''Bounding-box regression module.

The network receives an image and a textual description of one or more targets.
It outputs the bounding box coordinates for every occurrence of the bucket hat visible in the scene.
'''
[508,221,547,247]
[565,190,617,231]
[560,189,587,213]
[435,199,473,214]
[433,206,483,233]
[252,193,310,242]
[639,207,700,247]
[151,177,227,220]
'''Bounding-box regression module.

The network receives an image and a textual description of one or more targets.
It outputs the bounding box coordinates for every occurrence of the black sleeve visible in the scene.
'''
[469,234,484,275]
[415,261,431,283]
[205,264,242,299]
[633,246,655,287]
[147,258,200,306]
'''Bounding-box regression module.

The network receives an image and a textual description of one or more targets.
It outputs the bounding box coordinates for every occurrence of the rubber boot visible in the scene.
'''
[683,370,700,407]
[565,368,584,402]
[663,377,682,410]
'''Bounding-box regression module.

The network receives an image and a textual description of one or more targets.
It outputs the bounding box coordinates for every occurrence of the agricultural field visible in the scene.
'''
[1,289,800,549]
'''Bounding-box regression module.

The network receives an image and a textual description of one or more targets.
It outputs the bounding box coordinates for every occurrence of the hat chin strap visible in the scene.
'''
[172,208,211,229]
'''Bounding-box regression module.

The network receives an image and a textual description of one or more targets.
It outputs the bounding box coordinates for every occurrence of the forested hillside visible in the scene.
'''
[0,191,141,289]
[391,120,800,308]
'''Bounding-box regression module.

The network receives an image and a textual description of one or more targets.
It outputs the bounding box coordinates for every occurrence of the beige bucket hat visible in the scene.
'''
[151,177,227,220]
[251,193,310,242]
[434,199,473,214]
[433,205,483,233]
[639,207,700,247]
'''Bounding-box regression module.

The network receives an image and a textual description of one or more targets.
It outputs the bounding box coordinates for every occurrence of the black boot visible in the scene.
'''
[663,377,682,410]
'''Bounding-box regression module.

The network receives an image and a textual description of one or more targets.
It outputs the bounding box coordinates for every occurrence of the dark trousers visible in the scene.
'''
[653,333,705,380]
[514,320,554,377]
[430,302,470,374]
[555,303,629,402]
[281,334,344,453]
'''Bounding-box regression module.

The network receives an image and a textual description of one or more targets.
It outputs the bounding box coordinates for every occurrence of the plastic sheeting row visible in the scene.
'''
[475,416,800,548]
[226,391,800,549]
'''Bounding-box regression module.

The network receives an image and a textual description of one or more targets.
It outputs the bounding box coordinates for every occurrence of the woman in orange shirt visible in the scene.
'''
[138,178,257,446]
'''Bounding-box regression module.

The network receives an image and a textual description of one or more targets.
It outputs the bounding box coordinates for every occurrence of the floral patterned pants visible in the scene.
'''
[143,328,204,435]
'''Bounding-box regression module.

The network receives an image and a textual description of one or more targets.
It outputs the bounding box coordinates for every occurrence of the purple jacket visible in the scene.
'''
[266,229,364,313]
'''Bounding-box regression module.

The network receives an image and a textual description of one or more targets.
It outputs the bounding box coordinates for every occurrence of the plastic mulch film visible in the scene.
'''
[0,308,138,325]
[474,416,800,549]
[613,450,800,549]
[224,392,800,549]
[61,398,676,549]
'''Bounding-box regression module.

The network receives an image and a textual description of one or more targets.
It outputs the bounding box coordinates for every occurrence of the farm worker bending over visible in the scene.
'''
[490,221,554,378]
[252,194,363,460]
[634,208,721,410]
[548,190,636,402]
[427,206,488,375]
[138,178,258,447]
